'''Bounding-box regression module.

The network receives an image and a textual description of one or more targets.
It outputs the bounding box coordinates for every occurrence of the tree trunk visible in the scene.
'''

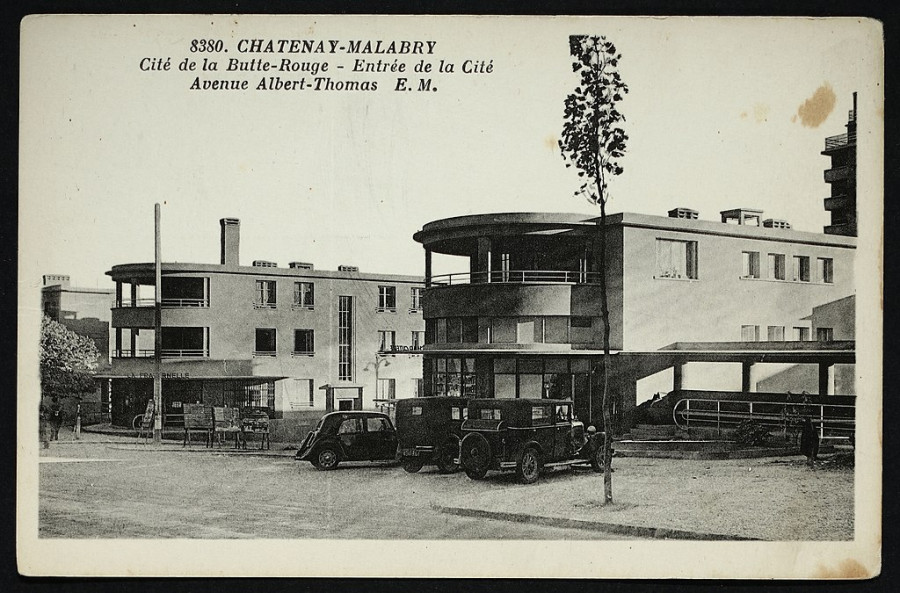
[598,197,613,505]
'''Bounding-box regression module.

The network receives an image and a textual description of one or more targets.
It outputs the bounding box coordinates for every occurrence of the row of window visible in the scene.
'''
[428,357,593,399]
[426,316,596,345]
[254,281,424,312]
[741,252,834,283]
[252,328,426,356]
[740,325,834,342]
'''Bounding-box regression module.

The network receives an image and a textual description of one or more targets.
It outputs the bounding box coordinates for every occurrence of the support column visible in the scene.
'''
[818,363,835,396]
[115,281,122,307]
[673,362,686,392]
[477,236,493,283]
[424,248,432,288]
[741,361,753,393]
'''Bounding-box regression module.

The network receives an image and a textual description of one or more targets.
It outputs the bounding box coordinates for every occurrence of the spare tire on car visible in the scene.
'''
[460,432,491,480]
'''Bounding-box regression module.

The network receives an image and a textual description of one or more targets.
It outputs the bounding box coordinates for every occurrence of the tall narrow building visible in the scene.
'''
[822,92,857,236]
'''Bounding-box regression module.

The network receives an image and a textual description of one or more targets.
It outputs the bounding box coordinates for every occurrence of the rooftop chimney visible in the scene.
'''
[338,265,359,273]
[220,218,240,267]
[42,274,70,287]
[252,260,277,268]
[668,207,698,220]
[289,262,314,270]
[720,208,763,226]
[763,219,791,229]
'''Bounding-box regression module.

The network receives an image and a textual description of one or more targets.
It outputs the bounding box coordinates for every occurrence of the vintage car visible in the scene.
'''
[459,398,604,484]
[295,411,398,470]
[395,397,468,473]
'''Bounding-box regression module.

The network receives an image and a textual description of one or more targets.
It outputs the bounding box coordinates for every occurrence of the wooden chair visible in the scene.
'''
[240,410,270,450]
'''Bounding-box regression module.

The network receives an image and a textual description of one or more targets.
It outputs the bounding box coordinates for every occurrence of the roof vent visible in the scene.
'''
[338,265,359,272]
[289,262,314,270]
[763,219,791,229]
[668,207,698,220]
[720,208,763,226]
[42,274,71,287]
[252,260,278,268]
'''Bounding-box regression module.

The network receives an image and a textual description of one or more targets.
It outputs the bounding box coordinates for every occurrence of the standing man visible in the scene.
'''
[49,397,64,441]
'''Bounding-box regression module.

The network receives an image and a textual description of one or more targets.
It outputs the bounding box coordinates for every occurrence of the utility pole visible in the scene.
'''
[153,203,162,443]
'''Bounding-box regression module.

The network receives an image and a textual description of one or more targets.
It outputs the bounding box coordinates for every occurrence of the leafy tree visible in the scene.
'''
[559,35,628,505]
[40,314,99,401]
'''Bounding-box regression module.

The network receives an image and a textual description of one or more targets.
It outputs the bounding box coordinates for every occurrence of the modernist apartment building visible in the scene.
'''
[822,92,857,237]
[413,208,856,429]
[41,275,115,423]
[104,218,424,435]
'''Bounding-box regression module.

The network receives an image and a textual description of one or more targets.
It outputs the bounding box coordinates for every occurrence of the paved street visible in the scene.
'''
[38,435,632,539]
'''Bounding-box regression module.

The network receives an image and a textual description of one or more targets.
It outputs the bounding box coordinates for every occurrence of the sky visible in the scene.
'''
[20,15,883,293]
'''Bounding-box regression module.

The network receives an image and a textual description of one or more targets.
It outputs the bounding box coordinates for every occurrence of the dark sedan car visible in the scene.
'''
[295,411,398,470]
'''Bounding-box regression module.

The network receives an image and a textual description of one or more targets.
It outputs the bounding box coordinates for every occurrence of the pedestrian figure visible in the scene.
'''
[39,403,51,449]
[49,397,64,441]
[799,416,819,467]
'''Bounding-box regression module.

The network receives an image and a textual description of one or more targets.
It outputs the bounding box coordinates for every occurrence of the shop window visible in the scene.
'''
[656,239,698,279]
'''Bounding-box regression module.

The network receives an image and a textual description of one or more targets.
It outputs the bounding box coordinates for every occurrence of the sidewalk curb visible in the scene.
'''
[432,505,759,541]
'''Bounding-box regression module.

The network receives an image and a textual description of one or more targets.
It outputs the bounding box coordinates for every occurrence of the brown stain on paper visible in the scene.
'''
[814,558,874,579]
[796,83,837,128]
[545,134,558,151]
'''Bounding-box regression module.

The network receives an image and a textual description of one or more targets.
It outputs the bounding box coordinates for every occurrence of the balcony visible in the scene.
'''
[161,348,209,358]
[823,130,856,151]
[116,298,156,308]
[824,166,855,183]
[162,297,209,308]
[430,270,601,286]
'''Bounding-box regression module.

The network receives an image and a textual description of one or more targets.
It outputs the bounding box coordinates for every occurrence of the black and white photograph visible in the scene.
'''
[17,14,883,578]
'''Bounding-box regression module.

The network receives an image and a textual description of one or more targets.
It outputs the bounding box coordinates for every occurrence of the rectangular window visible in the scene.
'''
[516,319,535,344]
[293,329,314,355]
[254,328,277,355]
[793,256,810,282]
[411,331,424,350]
[491,318,516,343]
[446,318,462,343]
[742,251,760,278]
[410,287,424,311]
[767,326,785,341]
[255,280,276,308]
[767,253,786,280]
[338,296,353,380]
[656,239,698,279]
[293,282,314,308]
[378,286,396,311]
[462,318,479,343]
[817,258,834,284]
[436,318,448,343]
[376,378,395,401]
[378,330,396,352]
[741,325,760,342]
[793,327,811,341]
[817,327,834,342]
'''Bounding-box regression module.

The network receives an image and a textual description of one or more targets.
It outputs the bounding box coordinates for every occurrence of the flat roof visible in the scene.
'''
[106,262,423,284]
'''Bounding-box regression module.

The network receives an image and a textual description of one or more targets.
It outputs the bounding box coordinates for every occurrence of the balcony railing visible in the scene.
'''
[162,298,209,308]
[116,298,156,308]
[430,270,601,286]
[160,349,208,358]
[112,349,155,358]
[824,130,856,150]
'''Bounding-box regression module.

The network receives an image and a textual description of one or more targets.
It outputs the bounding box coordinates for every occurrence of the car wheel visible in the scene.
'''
[402,457,424,473]
[313,447,340,471]
[460,433,490,480]
[436,439,460,474]
[516,447,542,484]
[591,442,604,473]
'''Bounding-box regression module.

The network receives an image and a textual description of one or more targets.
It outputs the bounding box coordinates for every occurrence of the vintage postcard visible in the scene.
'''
[17,14,883,578]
